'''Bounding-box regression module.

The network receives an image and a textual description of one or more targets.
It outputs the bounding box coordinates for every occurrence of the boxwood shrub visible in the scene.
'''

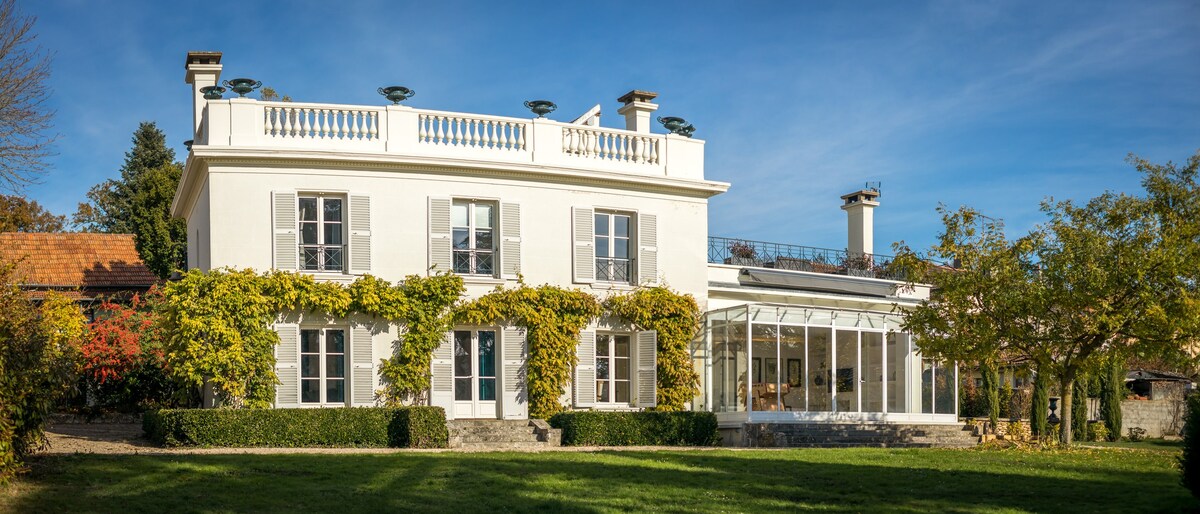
[143,407,448,448]
[549,411,720,446]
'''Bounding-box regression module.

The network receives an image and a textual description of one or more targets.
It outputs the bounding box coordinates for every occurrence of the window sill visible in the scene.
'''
[299,271,357,283]
[461,276,507,286]
[591,403,639,411]
[589,282,637,292]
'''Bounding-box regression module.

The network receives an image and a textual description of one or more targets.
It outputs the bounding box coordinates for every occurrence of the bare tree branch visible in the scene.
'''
[0,0,55,193]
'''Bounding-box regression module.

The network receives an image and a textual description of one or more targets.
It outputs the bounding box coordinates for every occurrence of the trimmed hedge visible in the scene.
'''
[549,411,720,446]
[1181,393,1200,499]
[143,407,448,448]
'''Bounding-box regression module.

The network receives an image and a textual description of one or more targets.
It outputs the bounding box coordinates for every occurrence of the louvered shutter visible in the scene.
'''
[351,325,375,406]
[274,323,300,407]
[574,330,596,407]
[272,192,298,270]
[634,330,658,408]
[638,213,658,285]
[501,328,527,419]
[500,203,521,279]
[430,331,454,418]
[572,207,595,283]
[429,197,453,274]
[349,195,372,274]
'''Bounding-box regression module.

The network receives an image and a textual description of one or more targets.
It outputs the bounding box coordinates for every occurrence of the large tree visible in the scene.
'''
[74,122,185,278]
[0,0,54,193]
[896,152,1200,445]
[0,194,64,232]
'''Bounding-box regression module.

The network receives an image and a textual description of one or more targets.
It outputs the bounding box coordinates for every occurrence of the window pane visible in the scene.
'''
[595,259,610,281]
[302,379,320,403]
[475,203,494,229]
[324,223,342,245]
[595,237,609,259]
[597,381,610,403]
[596,335,609,357]
[454,331,471,377]
[454,378,472,401]
[451,202,469,227]
[301,330,320,353]
[453,228,470,249]
[299,198,317,221]
[615,358,629,380]
[614,238,629,259]
[326,379,345,403]
[614,215,629,237]
[597,357,610,380]
[475,229,493,250]
[324,199,342,222]
[301,355,319,378]
[453,251,471,274]
[476,253,494,275]
[326,355,345,378]
[324,247,343,271]
[478,331,496,378]
[302,247,320,270]
[479,377,496,401]
[594,213,609,236]
[301,223,318,245]
[326,330,345,353]
[615,336,630,357]
[616,381,630,403]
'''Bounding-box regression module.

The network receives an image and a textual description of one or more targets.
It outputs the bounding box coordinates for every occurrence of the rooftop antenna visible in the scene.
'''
[865,181,882,196]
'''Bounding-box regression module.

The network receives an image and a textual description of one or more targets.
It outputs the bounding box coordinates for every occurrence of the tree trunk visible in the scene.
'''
[1059,374,1076,445]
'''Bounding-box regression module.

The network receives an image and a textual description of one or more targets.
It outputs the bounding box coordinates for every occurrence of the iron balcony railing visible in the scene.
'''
[708,236,905,281]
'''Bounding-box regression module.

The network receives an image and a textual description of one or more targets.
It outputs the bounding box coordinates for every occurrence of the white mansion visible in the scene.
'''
[173,52,957,438]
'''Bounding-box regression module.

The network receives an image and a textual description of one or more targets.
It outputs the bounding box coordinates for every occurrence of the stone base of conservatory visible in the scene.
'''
[714,412,970,447]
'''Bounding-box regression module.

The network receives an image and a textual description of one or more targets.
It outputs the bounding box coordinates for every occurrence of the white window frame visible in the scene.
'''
[452,199,497,277]
[594,211,635,284]
[299,327,348,406]
[595,333,633,405]
[298,193,346,273]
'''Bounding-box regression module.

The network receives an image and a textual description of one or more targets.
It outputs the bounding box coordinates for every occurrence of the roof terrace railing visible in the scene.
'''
[708,236,905,281]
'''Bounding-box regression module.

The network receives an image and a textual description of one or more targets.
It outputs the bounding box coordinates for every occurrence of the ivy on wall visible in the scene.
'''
[605,287,702,411]
[455,283,602,420]
[160,269,463,408]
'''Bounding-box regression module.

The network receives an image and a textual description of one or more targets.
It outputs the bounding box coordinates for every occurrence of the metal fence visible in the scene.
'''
[707,236,904,281]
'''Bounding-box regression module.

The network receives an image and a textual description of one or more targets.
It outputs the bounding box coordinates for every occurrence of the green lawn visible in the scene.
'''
[1,448,1192,513]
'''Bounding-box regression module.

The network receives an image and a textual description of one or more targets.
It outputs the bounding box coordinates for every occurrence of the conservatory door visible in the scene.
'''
[453,329,498,418]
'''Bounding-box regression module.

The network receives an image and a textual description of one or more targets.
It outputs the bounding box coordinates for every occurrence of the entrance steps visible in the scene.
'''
[744,423,980,448]
[447,419,562,450]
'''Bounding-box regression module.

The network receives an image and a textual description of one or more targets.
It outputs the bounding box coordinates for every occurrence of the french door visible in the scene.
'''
[453,329,497,418]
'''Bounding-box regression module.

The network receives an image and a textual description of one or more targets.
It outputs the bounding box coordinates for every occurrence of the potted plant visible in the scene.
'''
[725,241,761,267]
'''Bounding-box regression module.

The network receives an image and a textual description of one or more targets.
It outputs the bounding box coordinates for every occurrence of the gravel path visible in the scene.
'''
[38,424,733,455]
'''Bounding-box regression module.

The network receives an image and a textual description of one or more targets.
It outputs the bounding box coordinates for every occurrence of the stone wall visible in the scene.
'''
[1121,399,1185,439]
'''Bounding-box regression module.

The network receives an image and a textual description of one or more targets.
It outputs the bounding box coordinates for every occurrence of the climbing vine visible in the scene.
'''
[455,283,602,419]
[605,287,702,411]
[159,269,462,408]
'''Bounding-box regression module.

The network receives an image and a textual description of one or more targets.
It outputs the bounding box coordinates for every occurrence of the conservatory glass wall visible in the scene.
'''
[705,304,958,424]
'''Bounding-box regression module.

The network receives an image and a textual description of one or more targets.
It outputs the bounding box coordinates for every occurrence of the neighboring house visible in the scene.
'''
[0,232,159,313]
[174,52,956,435]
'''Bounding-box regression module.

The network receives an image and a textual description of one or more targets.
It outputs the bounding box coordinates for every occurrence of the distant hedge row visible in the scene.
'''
[549,411,720,446]
[143,407,447,448]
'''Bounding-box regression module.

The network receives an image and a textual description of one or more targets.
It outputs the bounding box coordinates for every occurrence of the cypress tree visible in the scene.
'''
[981,361,1000,432]
[1100,357,1125,441]
[1031,365,1049,439]
[1072,373,1090,442]
[1180,393,1200,499]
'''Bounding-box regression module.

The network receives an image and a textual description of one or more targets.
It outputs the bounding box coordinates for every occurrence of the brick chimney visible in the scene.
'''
[841,187,881,257]
[184,51,223,137]
[616,90,658,133]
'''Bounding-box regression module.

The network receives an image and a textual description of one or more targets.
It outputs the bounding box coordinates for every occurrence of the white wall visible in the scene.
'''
[186,177,211,271]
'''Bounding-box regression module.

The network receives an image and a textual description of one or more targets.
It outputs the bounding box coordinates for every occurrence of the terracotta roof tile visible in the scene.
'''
[0,233,160,289]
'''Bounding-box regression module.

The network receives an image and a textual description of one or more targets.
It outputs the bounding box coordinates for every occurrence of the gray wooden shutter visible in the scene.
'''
[638,213,658,285]
[272,191,298,271]
[274,323,300,407]
[572,207,595,283]
[349,195,372,274]
[574,330,596,407]
[500,202,521,279]
[429,197,453,274]
[430,331,454,418]
[351,324,375,406]
[635,330,658,408]
[501,328,527,419]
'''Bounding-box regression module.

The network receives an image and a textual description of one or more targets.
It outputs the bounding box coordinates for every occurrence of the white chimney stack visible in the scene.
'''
[841,188,881,257]
[184,51,223,138]
[616,90,658,133]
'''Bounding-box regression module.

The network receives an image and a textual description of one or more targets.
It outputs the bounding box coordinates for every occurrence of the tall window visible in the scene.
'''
[595,212,632,282]
[452,200,495,276]
[454,329,497,402]
[300,328,345,404]
[299,195,344,272]
[595,334,631,404]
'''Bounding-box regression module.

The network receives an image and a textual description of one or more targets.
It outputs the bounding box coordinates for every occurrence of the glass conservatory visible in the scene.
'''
[702,304,958,424]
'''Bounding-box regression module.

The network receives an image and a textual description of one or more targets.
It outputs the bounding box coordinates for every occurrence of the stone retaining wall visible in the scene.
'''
[1121,399,1185,439]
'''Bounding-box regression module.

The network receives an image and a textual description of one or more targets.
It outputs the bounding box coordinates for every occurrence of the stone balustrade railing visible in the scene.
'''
[195,99,704,181]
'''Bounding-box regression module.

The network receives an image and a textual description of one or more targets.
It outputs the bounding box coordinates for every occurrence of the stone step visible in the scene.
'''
[446,419,563,449]
[455,441,561,451]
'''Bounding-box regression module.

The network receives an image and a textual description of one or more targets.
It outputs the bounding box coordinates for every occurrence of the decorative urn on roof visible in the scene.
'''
[524,100,557,118]
[222,78,262,98]
[378,86,416,105]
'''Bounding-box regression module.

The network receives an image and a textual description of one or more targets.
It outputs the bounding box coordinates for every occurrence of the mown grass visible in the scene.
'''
[0,447,1191,513]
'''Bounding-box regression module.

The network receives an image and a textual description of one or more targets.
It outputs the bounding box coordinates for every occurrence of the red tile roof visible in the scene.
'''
[0,233,160,291]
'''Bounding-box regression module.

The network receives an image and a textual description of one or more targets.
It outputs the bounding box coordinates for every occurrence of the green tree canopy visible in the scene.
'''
[0,194,64,232]
[896,152,1200,445]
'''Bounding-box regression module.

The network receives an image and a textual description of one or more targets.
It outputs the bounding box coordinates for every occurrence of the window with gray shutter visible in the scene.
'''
[351,325,374,406]
[634,330,657,408]
[574,330,597,407]
[274,323,300,406]
[273,192,298,271]
[638,213,658,285]
[349,195,372,274]
[429,197,453,273]
[501,328,527,419]
[572,207,595,283]
[500,203,521,279]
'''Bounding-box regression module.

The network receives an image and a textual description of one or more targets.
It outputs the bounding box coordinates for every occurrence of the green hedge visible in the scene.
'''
[143,407,448,448]
[1181,393,1200,499]
[549,411,720,446]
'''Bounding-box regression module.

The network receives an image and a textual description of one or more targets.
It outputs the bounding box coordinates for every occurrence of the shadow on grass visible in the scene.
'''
[6,449,1193,513]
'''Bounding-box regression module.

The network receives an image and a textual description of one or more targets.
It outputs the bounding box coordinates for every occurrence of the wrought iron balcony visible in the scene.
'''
[708,236,904,281]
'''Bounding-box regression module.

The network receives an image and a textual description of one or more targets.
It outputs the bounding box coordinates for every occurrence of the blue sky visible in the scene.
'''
[18,0,1200,254]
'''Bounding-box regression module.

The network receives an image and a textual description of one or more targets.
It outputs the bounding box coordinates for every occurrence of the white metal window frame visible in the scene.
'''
[298,193,346,273]
[594,210,635,283]
[299,327,348,406]
[451,199,497,276]
[595,332,633,405]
